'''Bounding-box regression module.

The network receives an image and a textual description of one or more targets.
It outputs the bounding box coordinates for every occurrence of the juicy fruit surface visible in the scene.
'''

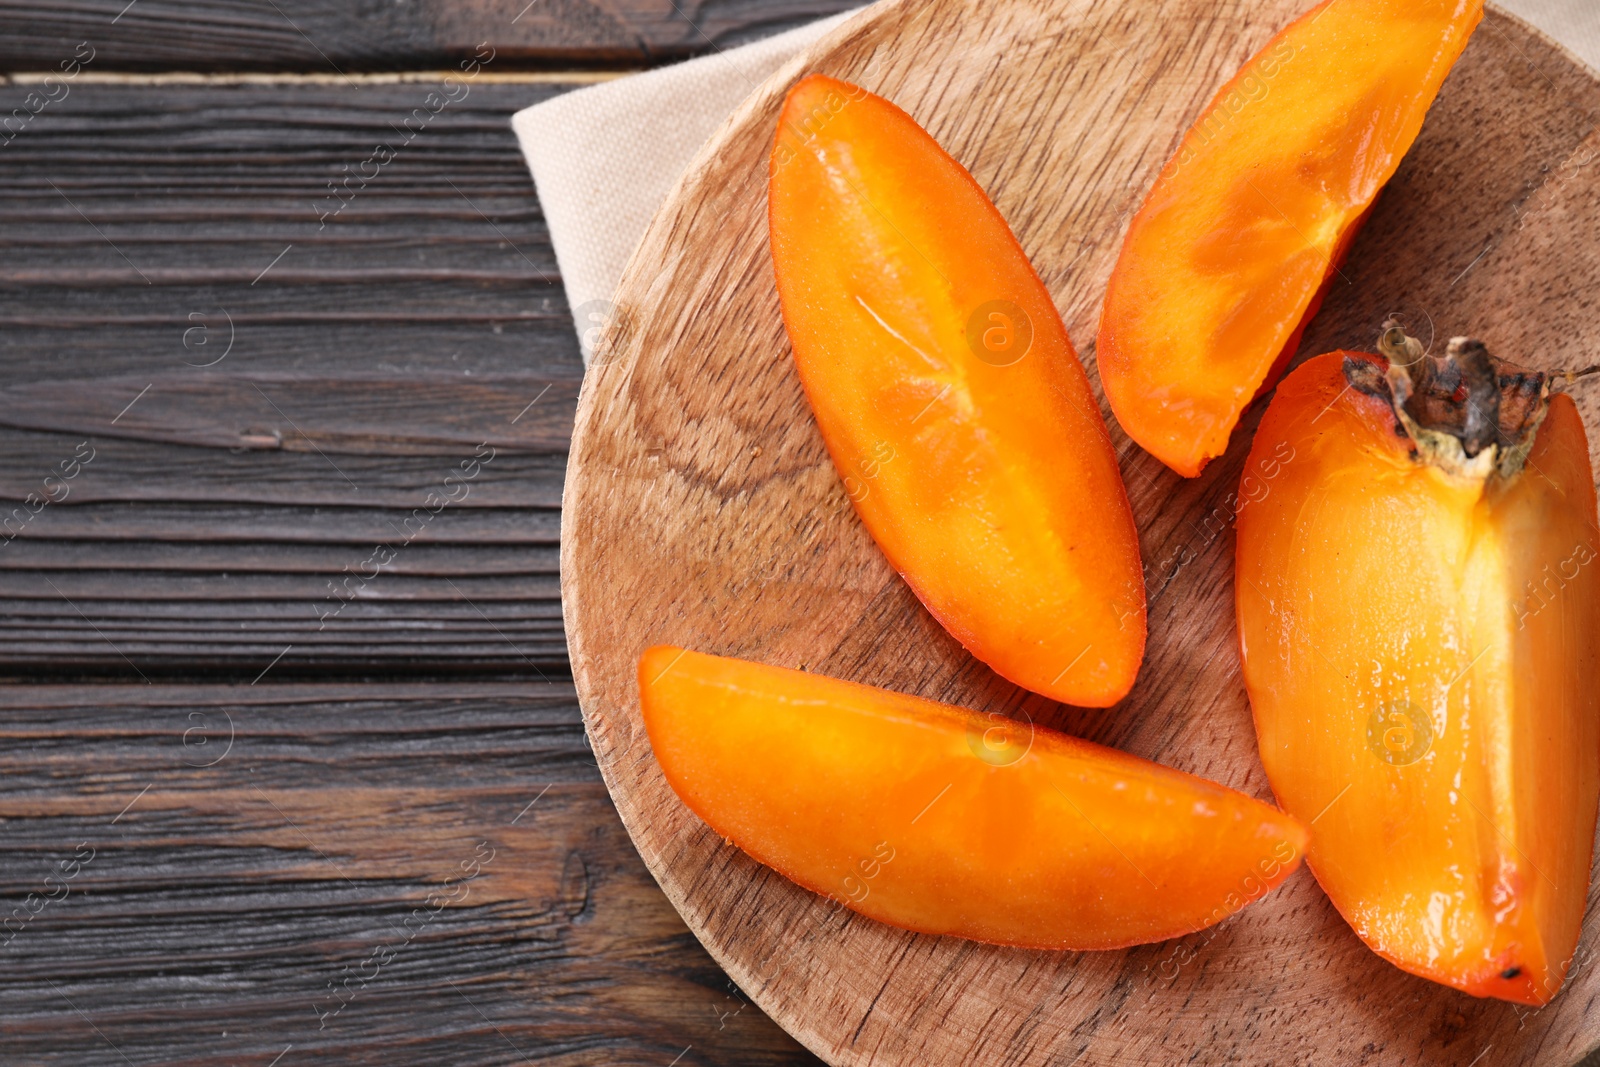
[769,74,1145,707]
[1236,353,1600,1004]
[640,646,1308,951]
[1099,0,1484,477]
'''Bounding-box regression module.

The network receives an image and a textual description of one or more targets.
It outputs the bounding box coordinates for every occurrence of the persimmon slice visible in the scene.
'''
[640,646,1308,950]
[1236,339,1600,1004]
[768,75,1144,707]
[1098,0,1484,476]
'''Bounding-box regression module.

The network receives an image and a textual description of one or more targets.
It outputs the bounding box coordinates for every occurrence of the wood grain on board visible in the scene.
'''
[563,1,1600,1064]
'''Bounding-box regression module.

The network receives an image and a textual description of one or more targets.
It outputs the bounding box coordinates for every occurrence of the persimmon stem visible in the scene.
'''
[1378,320,1426,367]
[1556,364,1600,386]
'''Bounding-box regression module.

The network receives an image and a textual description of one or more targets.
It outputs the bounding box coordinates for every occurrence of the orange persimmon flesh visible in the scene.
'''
[1099,0,1483,477]
[640,645,1308,950]
[1237,352,1600,1004]
[769,75,1144,708]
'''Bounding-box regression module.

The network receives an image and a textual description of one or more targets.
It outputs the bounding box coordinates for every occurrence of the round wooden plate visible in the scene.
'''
[561,1,1600,1063]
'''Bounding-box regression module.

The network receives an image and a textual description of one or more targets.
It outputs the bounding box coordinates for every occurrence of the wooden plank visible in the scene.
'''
[0,683,821,1064]
[0,0,858,72]
[0,82,583,674]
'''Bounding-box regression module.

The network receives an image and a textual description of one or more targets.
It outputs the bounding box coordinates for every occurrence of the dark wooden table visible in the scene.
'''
[0,3,856,1062]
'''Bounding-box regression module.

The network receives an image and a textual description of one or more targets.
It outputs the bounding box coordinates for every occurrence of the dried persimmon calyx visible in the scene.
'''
[1343,325,1550,480]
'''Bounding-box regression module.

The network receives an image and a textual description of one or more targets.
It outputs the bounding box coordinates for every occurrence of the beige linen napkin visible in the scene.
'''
[512,10,861,361]
[512,0,1597,364]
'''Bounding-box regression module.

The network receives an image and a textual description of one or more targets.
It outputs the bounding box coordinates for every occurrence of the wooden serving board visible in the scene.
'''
[561,2,1600,1063]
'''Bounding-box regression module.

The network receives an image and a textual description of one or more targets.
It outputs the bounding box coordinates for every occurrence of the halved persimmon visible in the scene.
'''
[1236,332,1600,1004]
[641,645,1308,950]
[769,75,1144,707]
[1099,0,1484,476]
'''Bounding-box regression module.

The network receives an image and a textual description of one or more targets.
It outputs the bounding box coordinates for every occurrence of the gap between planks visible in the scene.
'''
[0,69,631,86]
